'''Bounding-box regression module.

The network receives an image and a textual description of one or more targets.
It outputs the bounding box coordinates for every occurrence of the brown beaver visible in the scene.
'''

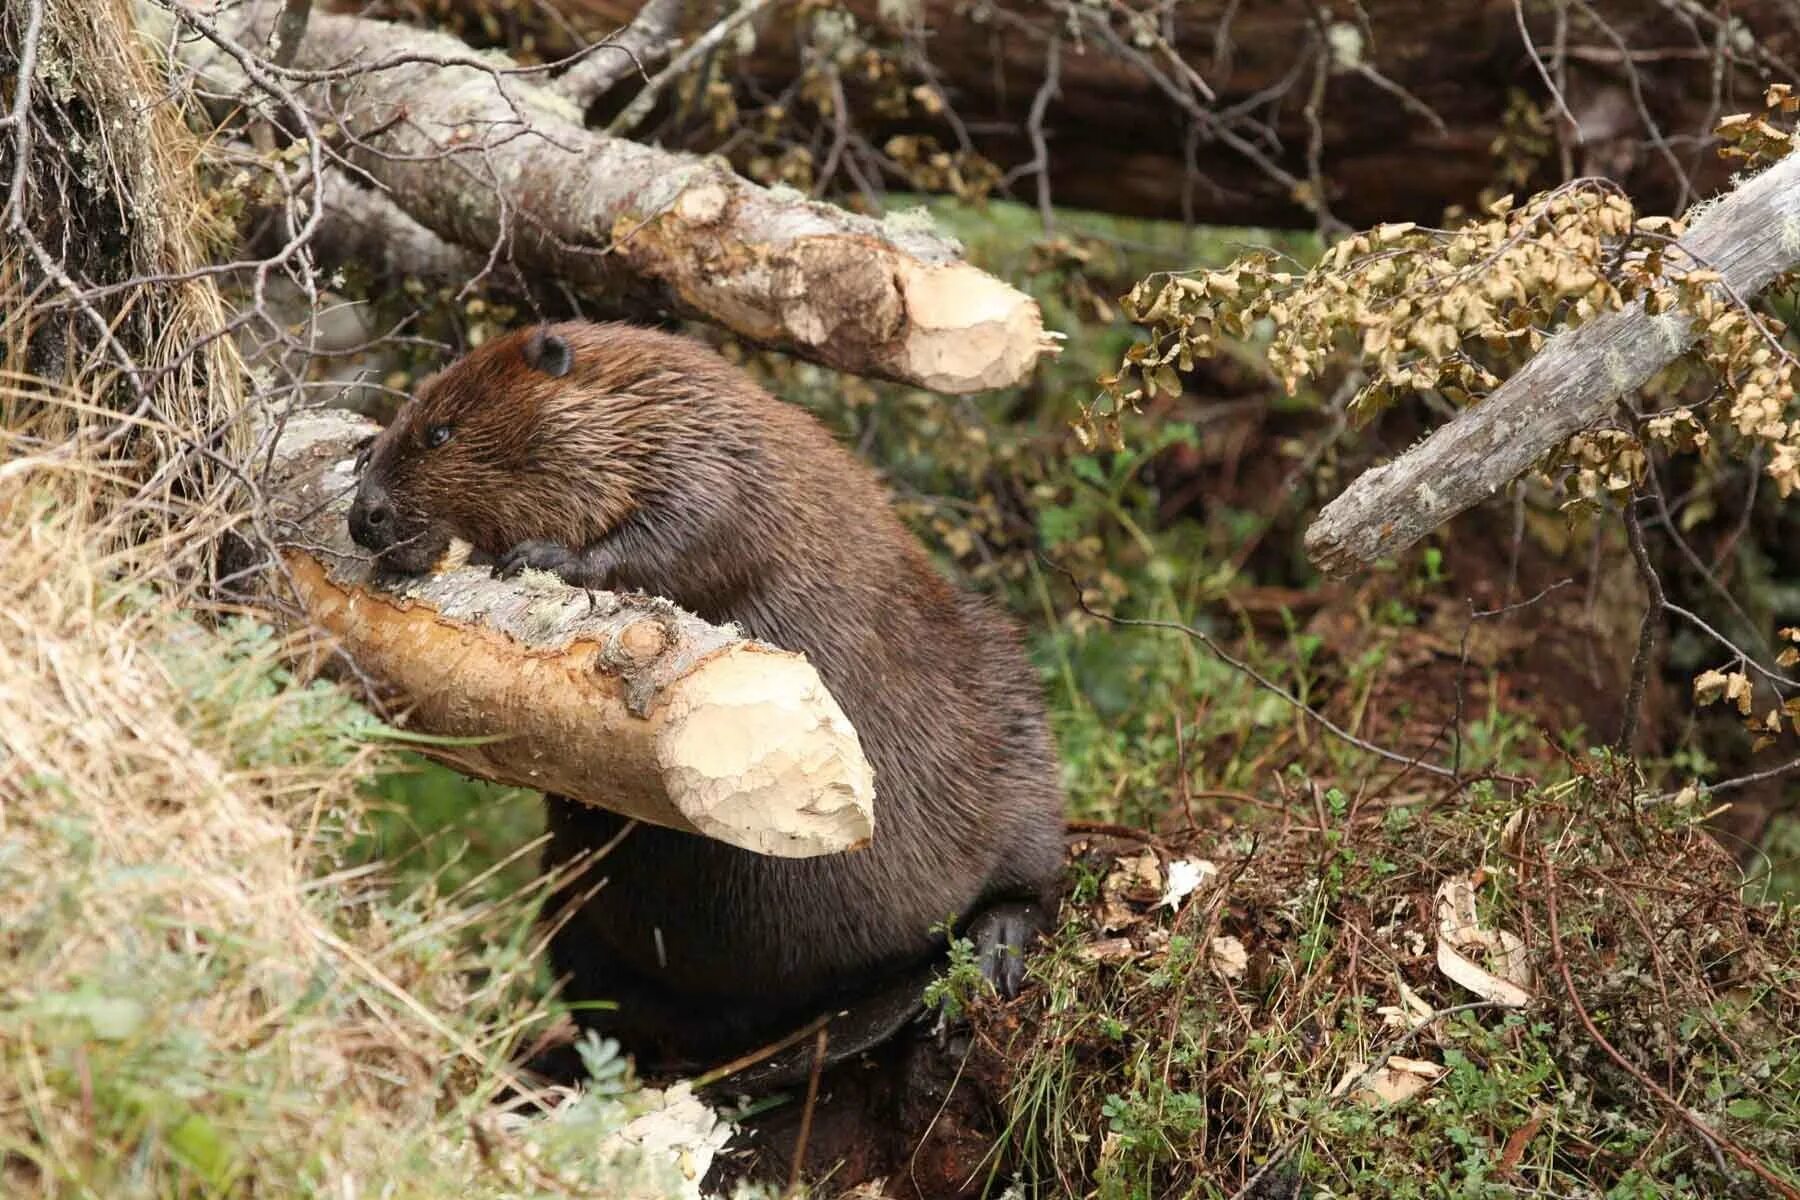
[346,320,1065,1082]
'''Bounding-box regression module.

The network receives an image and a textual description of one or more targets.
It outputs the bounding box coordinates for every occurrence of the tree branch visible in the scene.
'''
[260,407,876,858]
[260,161,489,285]
[604,0,768,137]
[1304,152,1800,576]
[143,0,1056,394]
[550,0,683,108]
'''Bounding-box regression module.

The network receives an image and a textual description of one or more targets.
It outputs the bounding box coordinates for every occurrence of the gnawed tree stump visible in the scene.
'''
[262,408,876,858]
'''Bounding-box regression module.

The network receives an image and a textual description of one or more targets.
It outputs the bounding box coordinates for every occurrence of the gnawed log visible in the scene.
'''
[262,407,876,858]
[1304,152,1800,577]
[141,0,1056,394]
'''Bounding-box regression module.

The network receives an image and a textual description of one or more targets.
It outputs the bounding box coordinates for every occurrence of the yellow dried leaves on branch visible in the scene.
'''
[1097,84,1800,504]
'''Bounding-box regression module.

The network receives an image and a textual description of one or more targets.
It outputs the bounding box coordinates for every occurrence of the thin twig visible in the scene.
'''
[1024,38,1061,233]
[784,1028,830,1198]
[1618,495,1664,751]
[607,0,773,137]
[551,0,684,106]
[1514,0,1582,139]
[1543,857,1800,1198]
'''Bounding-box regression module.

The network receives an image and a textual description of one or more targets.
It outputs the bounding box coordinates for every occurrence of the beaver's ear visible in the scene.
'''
[523,327,573,378]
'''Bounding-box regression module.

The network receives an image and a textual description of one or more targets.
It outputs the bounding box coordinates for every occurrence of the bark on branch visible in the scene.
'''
[145,0,1056,394]
[549,0,682,107]
[1305,153,1800,577]
[261,407,876,858]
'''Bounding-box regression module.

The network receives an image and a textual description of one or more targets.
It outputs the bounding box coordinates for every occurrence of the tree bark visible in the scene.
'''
[143,0,1056,394]
[1304,152,1800,576]
[549,0,1799,231]
[261,406,877,857]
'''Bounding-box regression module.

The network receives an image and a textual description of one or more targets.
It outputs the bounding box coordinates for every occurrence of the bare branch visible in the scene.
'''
[606,0,769,137]
[270,161,488,285]
[1618,495,1663,751]
[268,0,311,70]
[549,0,683,108]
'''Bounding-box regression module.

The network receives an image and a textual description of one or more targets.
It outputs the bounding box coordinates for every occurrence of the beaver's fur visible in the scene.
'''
[348,321,1065,1071]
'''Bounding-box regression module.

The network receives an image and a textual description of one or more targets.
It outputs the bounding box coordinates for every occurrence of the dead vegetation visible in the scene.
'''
[963,763,1800,1199]
[0,397,750,1197]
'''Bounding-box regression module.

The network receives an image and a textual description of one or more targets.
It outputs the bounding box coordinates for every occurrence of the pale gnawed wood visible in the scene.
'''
[1305,153,1800,577]
[262,408,875,858]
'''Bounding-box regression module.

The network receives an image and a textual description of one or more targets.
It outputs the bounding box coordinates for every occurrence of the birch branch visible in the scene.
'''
[143,0,1057,394]
[261,407,876,858]
[550,0,684,108]
[1305,153,1800,577]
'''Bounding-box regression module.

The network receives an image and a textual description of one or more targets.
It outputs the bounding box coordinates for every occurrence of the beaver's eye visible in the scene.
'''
[425,424,453,449]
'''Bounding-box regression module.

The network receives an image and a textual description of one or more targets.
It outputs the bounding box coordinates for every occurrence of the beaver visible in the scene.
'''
[346,320,1065,1082]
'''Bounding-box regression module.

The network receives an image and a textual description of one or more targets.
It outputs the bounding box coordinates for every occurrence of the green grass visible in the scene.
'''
[0,481,726,1199]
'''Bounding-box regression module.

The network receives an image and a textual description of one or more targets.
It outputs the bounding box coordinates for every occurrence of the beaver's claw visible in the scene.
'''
[493,539,583,582]
[966,901,1046,999]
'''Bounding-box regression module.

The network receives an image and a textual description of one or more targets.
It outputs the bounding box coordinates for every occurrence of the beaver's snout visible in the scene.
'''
[348,475,447,574]
[347,479,396,552]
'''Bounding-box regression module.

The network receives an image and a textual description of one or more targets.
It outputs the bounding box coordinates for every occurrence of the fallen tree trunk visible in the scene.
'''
[142,0,1055,394]
[527,0,1799,231]
[1304,152,1800,577]
[262,407,876,858]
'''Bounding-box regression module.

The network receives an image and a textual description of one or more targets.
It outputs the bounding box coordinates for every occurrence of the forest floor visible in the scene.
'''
[5,196,1798,1199]
[694,501,1800,1198]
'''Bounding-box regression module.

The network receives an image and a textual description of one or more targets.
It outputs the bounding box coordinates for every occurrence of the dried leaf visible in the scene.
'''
[1159,858,1219,909]
[1333,1056,1446,1106]
[1435,878,1533,1008]
[1078,937,1140,964]
[1210,936,1248,980]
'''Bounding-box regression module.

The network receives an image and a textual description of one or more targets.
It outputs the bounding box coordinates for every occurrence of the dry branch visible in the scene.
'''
[239,157,489,287]
[563,0,1799,230]
[261,407,876,858]
[548,0,682,107]
[144,0,1055,394]
[1305,152,1800,577]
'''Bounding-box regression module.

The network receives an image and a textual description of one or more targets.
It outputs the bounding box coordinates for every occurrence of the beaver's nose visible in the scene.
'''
[348,482,396,552]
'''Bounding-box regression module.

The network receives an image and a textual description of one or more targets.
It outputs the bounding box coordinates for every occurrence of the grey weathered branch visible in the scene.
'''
[262,407,876,858]
[297,163,487,284]
[1305,153,1800,577]
[550,0,683,108]
[141,0,1056,394]
[604,0,766,137]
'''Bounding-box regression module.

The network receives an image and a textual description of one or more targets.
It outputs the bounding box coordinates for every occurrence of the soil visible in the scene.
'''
[700,1027,1008,1199]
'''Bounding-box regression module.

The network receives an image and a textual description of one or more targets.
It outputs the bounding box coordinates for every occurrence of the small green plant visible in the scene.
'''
[923,918,991,1022]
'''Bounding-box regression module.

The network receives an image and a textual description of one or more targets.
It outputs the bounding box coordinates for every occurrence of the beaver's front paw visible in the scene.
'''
[493,539,583,583]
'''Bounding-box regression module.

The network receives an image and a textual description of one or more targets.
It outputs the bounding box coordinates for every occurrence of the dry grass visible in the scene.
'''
[0,388,734,1196]
[0,5,752,1186]
[7,0,247,499]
